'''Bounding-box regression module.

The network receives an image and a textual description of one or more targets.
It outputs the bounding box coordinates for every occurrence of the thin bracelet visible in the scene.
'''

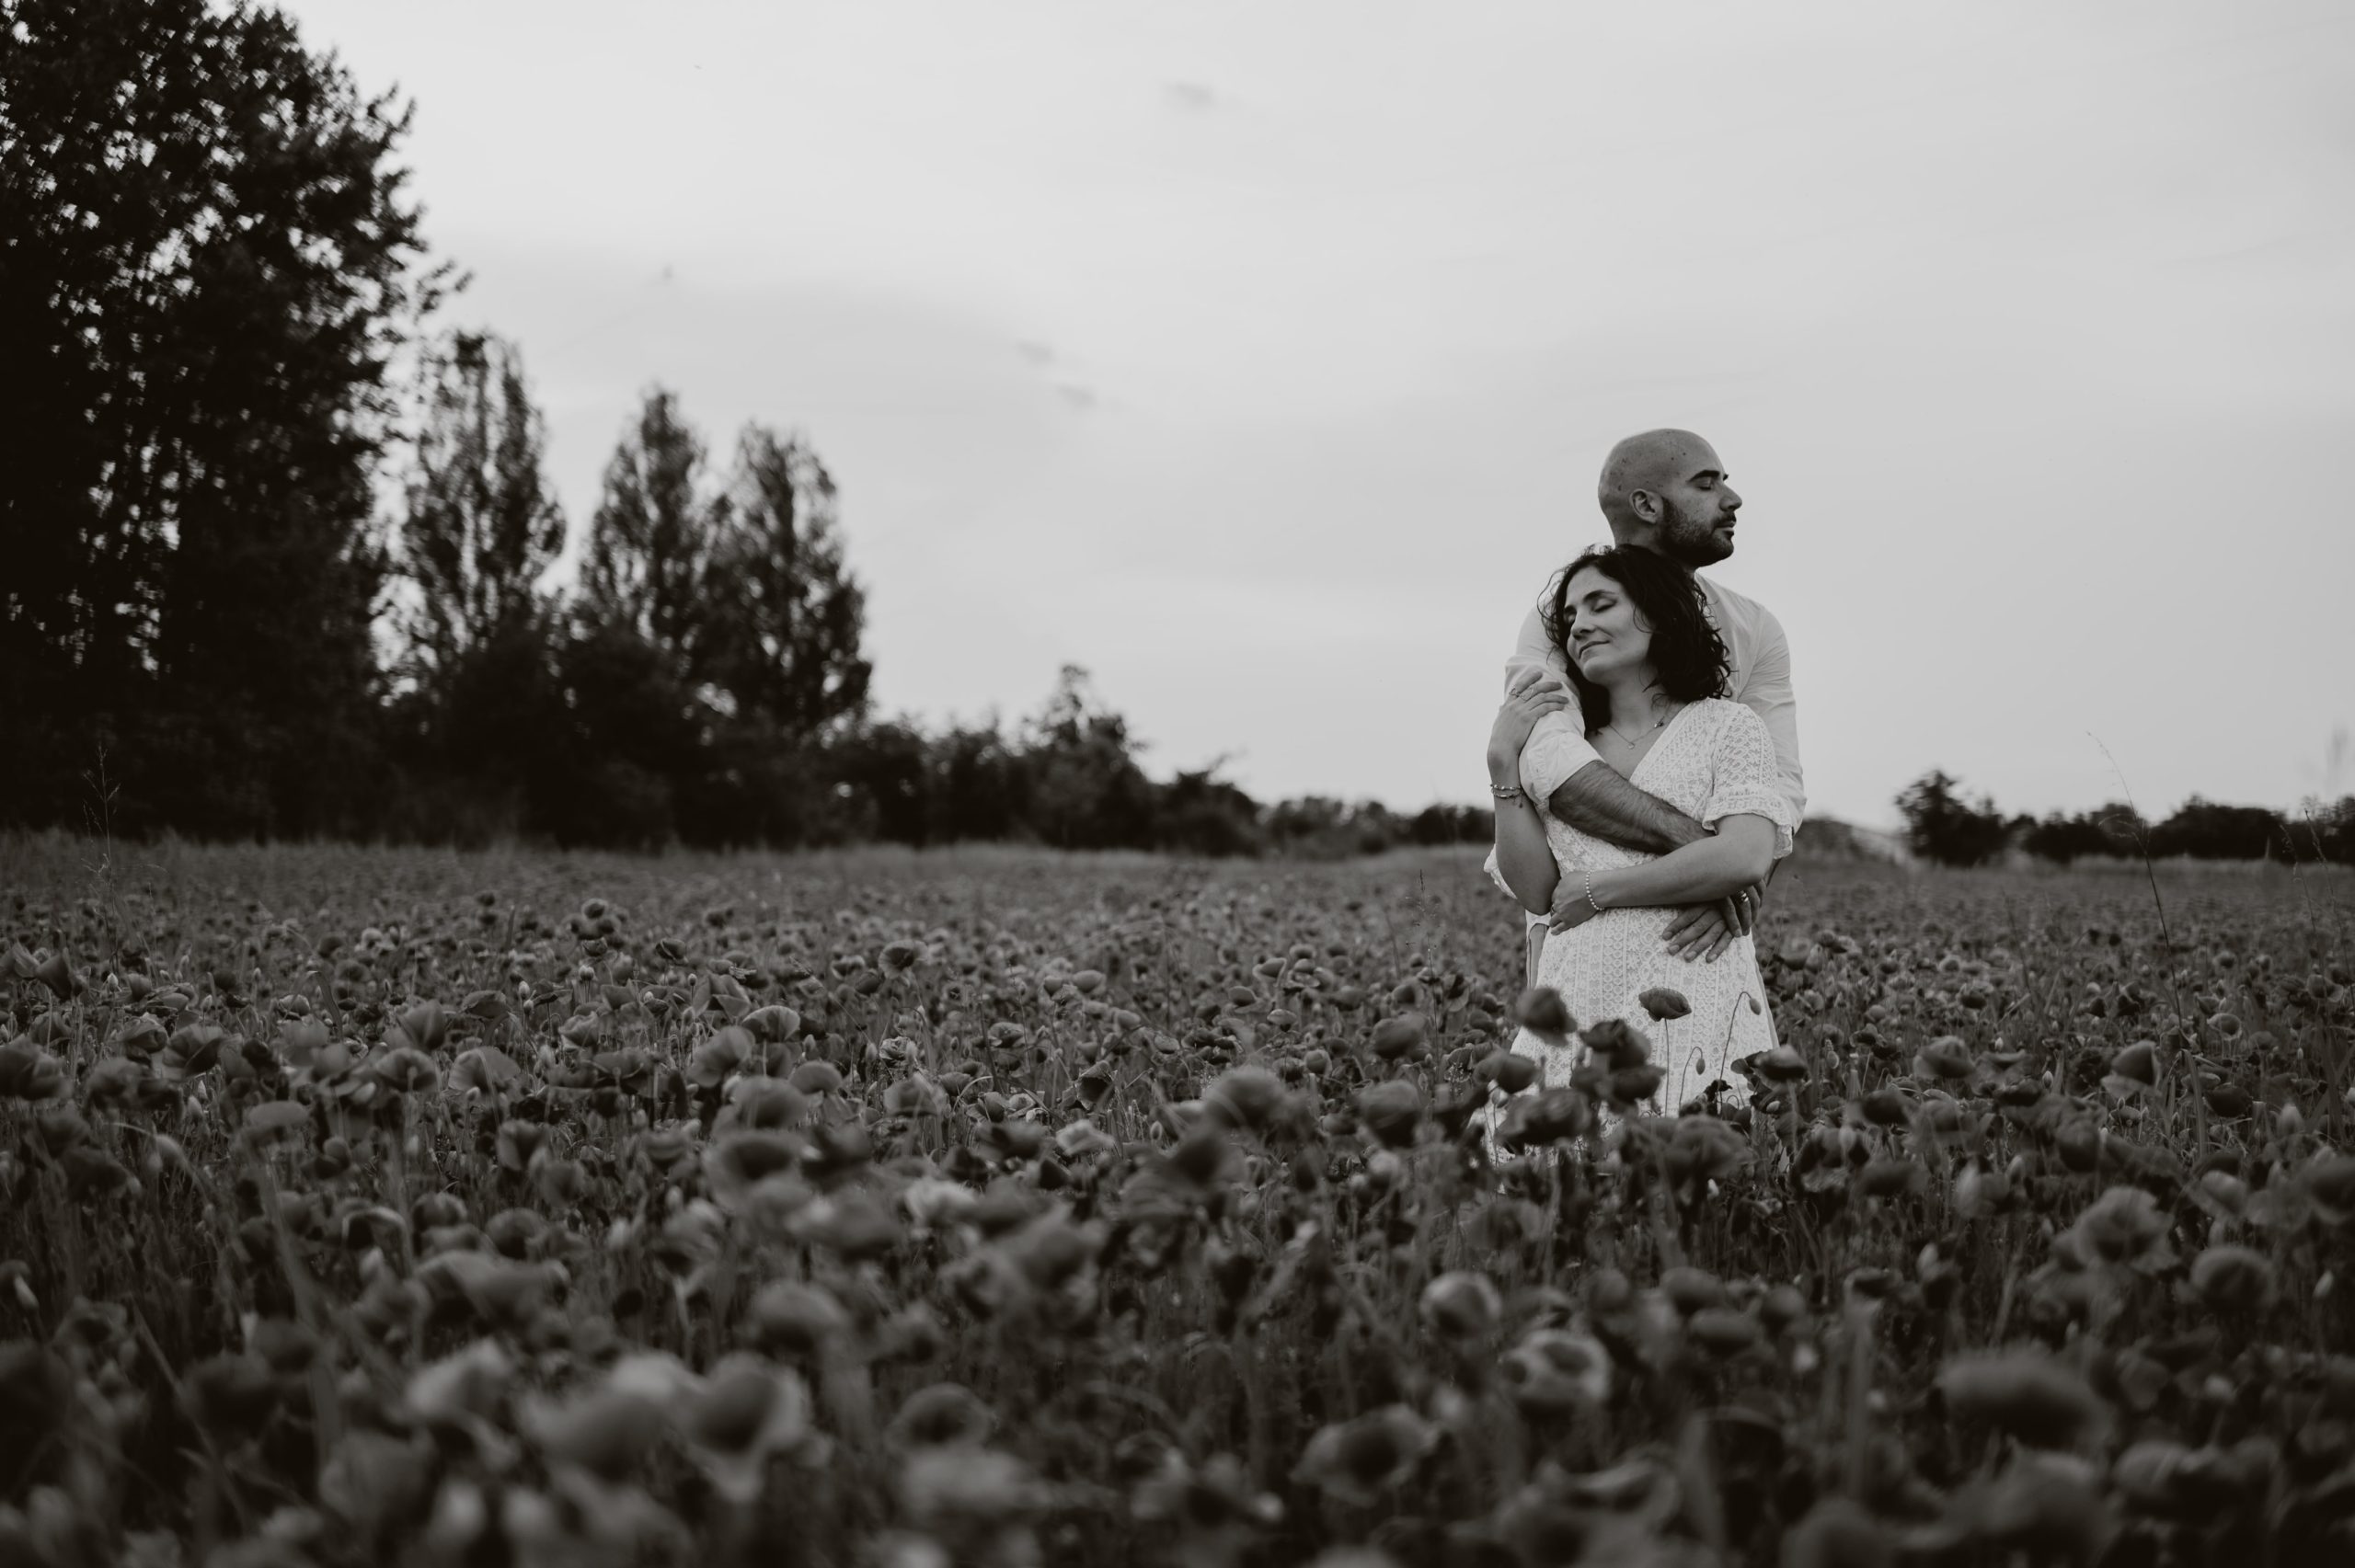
[1489,783,1527,804]
[1584,869,1605,914]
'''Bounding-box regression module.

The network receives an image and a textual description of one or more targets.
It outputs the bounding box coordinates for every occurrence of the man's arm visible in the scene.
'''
[1545,762,1708,854]
[1738,608,1805,830]
[1506,600,1710,856]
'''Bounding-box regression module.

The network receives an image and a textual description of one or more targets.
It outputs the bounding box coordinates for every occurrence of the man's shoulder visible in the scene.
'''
[1698,573,1786,638]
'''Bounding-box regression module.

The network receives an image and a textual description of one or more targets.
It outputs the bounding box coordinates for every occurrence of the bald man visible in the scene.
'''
[1493,429,1805,981]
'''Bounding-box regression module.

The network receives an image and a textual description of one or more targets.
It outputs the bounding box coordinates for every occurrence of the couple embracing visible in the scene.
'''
[1483,429,1806,1125]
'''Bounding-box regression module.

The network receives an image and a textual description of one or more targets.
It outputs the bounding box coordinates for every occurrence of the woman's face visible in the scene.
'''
[1561,567,1653,681]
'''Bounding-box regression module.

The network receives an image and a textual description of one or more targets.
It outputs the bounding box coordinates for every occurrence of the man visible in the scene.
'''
[1493,428,1805,984]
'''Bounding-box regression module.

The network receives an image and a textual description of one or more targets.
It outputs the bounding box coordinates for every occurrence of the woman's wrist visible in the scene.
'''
[1487,753,1522,789]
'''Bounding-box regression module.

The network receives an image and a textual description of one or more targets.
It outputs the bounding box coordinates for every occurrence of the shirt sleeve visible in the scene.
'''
[1503,599,1598,802]
[1736,607,1805,830]
[1485,593,1588,923]
[1704,704,1800,860]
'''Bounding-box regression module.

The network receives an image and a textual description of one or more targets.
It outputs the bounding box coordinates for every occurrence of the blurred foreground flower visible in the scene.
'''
[1516,988,1574,1046]
[678,1354,822,1502]
[1294,1404,1439,1506]
[1502,1326,1614,1416]
[1938,1348,2109,1449]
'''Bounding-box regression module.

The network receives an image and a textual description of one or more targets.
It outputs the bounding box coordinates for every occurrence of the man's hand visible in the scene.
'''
[1660,879,1767,962]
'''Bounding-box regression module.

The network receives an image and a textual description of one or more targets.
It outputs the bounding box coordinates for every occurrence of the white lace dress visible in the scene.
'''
[1503,697,1798,1116]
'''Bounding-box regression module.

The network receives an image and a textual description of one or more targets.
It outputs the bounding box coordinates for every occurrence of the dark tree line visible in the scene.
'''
[1897,770,2354,868]
[0,0,1496,855]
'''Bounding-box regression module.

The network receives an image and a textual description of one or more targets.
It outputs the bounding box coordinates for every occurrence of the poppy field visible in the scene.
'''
[4,838,2354,1567]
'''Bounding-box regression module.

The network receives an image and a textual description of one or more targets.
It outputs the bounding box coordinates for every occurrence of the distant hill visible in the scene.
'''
[1796,815,1913,864]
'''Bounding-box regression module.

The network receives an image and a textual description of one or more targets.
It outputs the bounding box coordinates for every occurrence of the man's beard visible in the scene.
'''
[1659,499,1734,567]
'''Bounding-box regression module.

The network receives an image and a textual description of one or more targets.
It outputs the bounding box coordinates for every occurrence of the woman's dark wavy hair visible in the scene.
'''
[1542,544,1731,728]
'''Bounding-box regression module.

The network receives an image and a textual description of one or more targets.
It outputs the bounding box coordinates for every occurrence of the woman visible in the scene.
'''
[1485,544,1797,1118]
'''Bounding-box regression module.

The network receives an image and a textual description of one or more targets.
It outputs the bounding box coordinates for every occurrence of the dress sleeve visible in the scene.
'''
[1704,703,1799,860]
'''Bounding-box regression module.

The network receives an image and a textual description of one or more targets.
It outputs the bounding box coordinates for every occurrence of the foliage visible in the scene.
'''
[2,841,2352,1564]
[396,331,568,678]
[699,427,871,742]
[2148,797,2297,864]
[1895,771,2013,867]
[0,0,440,838]
[2018,803,2148,865]
[1021,666,1162,851]
[2296,797,2355,865]
[383,330,569,837]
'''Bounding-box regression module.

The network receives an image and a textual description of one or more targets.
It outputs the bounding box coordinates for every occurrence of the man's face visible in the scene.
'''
[1646,446,1741,567]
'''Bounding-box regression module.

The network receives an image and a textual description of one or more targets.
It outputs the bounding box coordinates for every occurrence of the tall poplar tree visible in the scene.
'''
[702,425,871,740]
[391,330,567,830]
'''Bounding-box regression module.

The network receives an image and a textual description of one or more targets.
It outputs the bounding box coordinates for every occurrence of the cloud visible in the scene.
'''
[1052,383,1100,411]
[1015,339,1055,366]
[1163,81,1216,113]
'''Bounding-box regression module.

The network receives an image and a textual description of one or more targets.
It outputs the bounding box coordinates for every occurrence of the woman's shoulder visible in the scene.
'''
[1691,697,1769,743]
[1692,695,1757,726]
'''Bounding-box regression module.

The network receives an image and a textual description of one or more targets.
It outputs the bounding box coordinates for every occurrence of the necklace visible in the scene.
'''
[1602,703,1681,750]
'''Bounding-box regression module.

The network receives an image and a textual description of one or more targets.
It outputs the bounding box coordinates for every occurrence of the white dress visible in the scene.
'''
[1503,697,1798,1118]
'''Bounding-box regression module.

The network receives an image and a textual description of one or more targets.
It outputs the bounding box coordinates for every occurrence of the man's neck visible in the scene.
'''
[1603,529,1709,578]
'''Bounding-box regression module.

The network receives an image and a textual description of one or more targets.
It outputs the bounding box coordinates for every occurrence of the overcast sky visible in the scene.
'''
[285,0,2354,826]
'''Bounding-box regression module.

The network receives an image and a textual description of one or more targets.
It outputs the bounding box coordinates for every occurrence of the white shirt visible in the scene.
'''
[1488,567,1805,919]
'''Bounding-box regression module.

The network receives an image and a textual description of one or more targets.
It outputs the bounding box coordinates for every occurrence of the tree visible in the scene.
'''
[701,425,871,740]
[829,719,936,845]
[2147,798,2292,863]
[1,0,441,835]
[1265,796,1405,859]
[1895,770,2013,867]
[1407,804,1495,847]
[578,387,715,672]
[929,718,1032,842]
[382,330,570,837]
[1023,666,1158,849]
[556,388,724,844]
[1155,764,1264,857]
[2020,802,2145,864]
[561,393,870,849]
[396,330,565,680]
[2298,795,2355,864]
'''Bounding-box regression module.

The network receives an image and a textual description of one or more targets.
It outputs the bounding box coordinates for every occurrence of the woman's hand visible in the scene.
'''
[1488,669,1571,780]
[1546,883,1600,933]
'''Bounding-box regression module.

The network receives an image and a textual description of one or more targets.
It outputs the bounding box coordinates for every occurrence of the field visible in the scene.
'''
[4,837,2354,1568]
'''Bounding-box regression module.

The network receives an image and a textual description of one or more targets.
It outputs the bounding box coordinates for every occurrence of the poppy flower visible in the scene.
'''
[1515,988,1574,1046]
[1938,1348,2110,1449]
[1354,1082,1424,1149]
[886,1382,997,1449]
[1501,1327,1614,1415]
[1419,1271,1503,1342]
[1497,1088,1590,1150]
[1292,1404,1439,1506]
[1638,988,1692,1023]
[678,1355,821,1504]
[2188,1244,2276,1313]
